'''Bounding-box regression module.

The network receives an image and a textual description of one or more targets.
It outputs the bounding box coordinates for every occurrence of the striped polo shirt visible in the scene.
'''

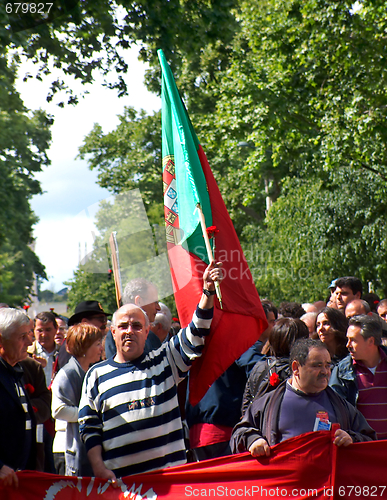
[354,348,387,439]
[79,306,213,477]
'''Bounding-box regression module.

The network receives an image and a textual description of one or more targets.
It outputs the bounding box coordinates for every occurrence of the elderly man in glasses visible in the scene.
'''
[231,337,376,457]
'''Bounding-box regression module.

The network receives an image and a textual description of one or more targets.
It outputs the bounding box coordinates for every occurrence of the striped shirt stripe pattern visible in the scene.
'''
[79,306,212,477]
[355,349,387,439]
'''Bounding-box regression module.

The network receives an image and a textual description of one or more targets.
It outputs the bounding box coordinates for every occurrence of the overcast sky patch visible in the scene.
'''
[17,46,161,291]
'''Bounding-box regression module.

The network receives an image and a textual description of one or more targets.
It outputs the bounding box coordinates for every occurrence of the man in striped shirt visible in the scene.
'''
[330,315,387,439]
[79,261,222,481]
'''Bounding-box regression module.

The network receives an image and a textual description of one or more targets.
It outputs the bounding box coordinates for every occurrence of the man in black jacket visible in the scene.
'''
[231,338,376,457]
[0,308,37,487]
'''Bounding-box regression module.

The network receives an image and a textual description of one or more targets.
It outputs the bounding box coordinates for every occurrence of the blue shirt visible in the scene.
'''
[278,382,337,442]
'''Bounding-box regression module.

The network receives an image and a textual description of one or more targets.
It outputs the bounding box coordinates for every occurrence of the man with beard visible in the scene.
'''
[231,338,375,456]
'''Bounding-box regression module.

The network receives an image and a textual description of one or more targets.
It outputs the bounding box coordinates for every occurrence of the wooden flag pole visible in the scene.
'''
[109,231,123,308]
[196,203,223,309]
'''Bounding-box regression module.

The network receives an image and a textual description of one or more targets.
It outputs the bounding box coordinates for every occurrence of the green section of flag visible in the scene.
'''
[158,49,212,262]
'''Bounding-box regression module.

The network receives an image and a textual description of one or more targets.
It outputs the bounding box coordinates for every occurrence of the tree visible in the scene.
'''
[187,0,387,299]
[1,0,242,303]
[64,0,387,304]
[65,267,117,315]
[243,167,387,304]
[0,60,51,305]
[78,107,163,218]
[66,191,177,315]
[198,0,387,225]
[1,0,239,105]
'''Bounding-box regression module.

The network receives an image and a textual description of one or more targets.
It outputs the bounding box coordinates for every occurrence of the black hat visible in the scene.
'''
[68,300,111,326]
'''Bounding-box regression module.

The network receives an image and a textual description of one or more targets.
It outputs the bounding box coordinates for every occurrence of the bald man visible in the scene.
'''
[345,299,370,319]
[79,262,223,481]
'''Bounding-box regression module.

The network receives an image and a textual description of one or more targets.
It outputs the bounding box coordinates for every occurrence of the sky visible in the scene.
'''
[16,46,161,292]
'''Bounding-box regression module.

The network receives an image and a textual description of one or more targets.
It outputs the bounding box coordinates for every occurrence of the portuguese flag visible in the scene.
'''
[158,49,268,405]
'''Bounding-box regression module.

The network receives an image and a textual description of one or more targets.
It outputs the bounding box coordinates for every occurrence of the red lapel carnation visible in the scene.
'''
[24,383,35,395]
[269,372,280,387]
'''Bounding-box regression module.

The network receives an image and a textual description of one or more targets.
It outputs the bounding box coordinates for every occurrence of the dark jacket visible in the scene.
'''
[19,357,51,471]
[329,355,358,406]
[231,381,376,454]
[20,356,51,424]
[186,341,264,430]
[329,346,387,406]
[0,358,37,471]
[242,356,290,416]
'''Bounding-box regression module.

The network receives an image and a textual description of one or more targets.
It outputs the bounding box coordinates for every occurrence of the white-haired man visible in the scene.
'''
[152,302,173,343]
[0,308,37,487]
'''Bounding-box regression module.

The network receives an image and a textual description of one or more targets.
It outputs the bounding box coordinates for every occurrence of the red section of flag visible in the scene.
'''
[167,144,268,405]
[5,431,387,500]
[188,147,267,404]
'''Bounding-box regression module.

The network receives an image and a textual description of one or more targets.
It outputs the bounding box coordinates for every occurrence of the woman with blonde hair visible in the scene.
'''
[51,323,104,476]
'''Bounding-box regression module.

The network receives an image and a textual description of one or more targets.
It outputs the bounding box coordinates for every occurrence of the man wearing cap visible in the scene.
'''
[68,301,110,332]
[79,261,223,480]
[327,279,338,308]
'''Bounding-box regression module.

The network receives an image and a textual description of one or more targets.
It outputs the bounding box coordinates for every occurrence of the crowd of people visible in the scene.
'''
[1,269,386,488]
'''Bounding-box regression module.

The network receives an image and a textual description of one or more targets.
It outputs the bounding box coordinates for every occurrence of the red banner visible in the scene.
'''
[2,431,387,500]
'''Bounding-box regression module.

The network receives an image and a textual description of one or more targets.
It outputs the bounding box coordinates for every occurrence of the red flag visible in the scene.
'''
[158,50,267,405]
[6,431,387,500]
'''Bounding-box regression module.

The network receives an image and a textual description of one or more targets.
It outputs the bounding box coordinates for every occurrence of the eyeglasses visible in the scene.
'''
[117,322,144,332]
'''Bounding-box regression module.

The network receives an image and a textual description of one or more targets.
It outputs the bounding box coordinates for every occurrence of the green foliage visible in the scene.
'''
[78,107,163,217]
[65,267,117,315]
[37,0,387,305]
[244,169,387,304]
[66,191,176,314]
[38,289,68,303]
[188,0,387,300]
[242,179,329,303]
[1,0,239,105]
[0,61,51,305]
[197,0,387,228]
[2,0,240,307]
